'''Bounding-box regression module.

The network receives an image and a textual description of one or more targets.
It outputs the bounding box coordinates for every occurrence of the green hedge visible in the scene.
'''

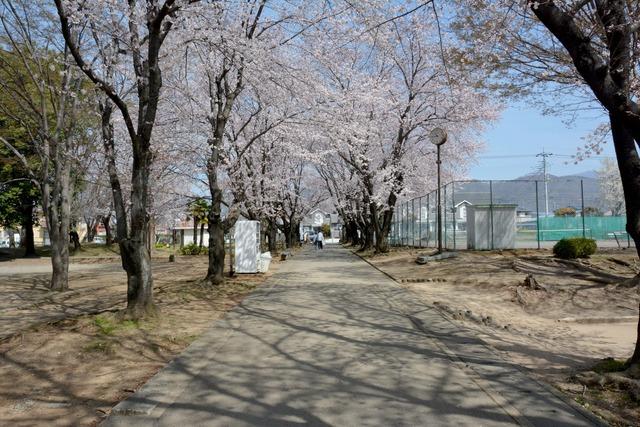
[179,243,208,255]
[552,237,597,259]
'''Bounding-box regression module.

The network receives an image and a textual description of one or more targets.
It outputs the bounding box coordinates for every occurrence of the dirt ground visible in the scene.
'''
[362,246,640,426]
[0,254,280,426]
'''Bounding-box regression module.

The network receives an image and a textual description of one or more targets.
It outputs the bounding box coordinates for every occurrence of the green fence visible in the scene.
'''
[390,179,632,250]
[537,216,627,241]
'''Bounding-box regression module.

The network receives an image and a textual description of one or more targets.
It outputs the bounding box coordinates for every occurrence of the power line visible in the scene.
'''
[478,153,614,160]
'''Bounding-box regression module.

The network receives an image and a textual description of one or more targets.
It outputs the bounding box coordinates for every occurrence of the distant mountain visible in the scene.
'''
[448,170,603,213]
[515,170,598,180]
[571,170,599,179]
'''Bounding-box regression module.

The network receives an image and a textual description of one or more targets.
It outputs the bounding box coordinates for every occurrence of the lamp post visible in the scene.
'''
[429,127,447,253]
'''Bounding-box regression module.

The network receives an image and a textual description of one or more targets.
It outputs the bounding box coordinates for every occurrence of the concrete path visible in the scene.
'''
[104,245,601,427]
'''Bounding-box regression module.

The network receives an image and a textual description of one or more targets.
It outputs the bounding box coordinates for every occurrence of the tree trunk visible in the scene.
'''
[85,217,97,242]
[120,137,155,318]
[147,217,155,252]
[119,239,154,317]
[374,230,390,253]
[45,159,71,291]
[103,213,113,245]
[286,221,299,248]
[610,112,640,366]
[21,199,36,257]
[199,222,205,248]
[99,99,154,317]
[49,230,69,291]
[85,219,93,242]
[282,221,292,248]
[632,301,640,367]
[205,186,226,285]
[268,220,277,252]
[193,219,198,246]
[260,220,268,252]
[374,208,394,253]
[348,222,361,246]
[101,103,126,247]
[609,115,640,260]
[360,226,374,251]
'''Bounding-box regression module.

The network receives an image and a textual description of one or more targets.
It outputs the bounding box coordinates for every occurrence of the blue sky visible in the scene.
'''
[469,103,616,180]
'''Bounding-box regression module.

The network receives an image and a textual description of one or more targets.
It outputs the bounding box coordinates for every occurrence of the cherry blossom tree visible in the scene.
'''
[0,0,95,290]
[450,0,640,370]
[307,4,497,252]
[597,158,625,216]
[167,0,337,283]
[55,0,196,318]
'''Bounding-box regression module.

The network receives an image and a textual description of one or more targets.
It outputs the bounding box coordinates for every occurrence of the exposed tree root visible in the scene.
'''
[117,303,159,321]
[574,370,640,402]
[616,273,640,289]
[522,273,548,291]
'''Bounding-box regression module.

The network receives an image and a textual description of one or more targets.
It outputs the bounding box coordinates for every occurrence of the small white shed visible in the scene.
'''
[234,221,260,273]
[467,204,517,250]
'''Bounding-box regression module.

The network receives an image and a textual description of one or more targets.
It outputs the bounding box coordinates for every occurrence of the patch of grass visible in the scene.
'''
[593,357,627,374]
[94,314,140,336]
[94,315,117,335]
[119,319,141,331]
[83,338,115,354]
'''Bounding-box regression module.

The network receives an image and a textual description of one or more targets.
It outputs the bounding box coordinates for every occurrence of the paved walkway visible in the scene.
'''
[104,246,600,427]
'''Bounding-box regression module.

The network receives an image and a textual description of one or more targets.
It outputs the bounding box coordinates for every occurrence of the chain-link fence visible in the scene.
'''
[390,179,633,250]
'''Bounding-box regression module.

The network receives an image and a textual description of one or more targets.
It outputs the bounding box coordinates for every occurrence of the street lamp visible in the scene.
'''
[429,127,447,253]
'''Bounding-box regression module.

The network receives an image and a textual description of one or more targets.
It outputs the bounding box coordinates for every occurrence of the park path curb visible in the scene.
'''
[350,248,608,427]
[101,268,286,425]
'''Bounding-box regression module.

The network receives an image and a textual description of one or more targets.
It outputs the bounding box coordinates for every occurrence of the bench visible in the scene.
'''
[607,231,629,248]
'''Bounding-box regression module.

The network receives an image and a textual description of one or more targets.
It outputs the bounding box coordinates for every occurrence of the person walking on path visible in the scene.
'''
[316,230,324,250]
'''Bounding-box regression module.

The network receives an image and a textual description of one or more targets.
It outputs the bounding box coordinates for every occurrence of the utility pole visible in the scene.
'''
[536,150,552,216]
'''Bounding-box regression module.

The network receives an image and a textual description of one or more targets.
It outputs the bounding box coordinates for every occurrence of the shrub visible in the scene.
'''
[179,243,208,255]
[553,237,597,259]
[582,206,603,216]
[155,242,170,249]
[554,207,576,217]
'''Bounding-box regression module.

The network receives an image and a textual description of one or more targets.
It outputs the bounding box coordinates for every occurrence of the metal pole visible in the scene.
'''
[427,193,430,247]
[452,182,456,250]
[489,180,494,250]
[400,203,406,246]
[390,210,394,246]
[444,184,448,250]
[396,207,399,245]
[391,206,398,245]
[411,198,415,247]
[535,181,540,249]
[405,202,408,246]
[437,144,442,253]
[581,179,586,238]
[397,206,400,245]
[418,197,422,248]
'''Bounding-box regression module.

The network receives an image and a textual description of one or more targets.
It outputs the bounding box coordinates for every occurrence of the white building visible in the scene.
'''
[300,209,342,242]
